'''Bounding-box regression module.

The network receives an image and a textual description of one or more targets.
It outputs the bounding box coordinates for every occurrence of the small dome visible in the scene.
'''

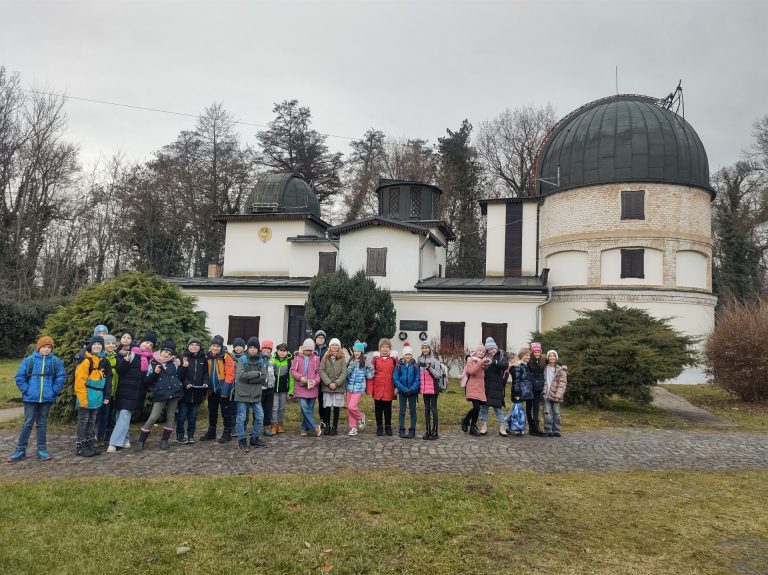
[536,95,712,197]
[244,173,320,216]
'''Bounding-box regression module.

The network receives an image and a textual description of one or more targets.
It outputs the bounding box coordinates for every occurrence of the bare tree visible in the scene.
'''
[475,103,557,197]
[381,135,438,183]
[342,128,386,222]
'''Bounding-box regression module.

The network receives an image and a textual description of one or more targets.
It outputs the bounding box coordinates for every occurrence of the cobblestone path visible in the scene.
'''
[2,428,767,479]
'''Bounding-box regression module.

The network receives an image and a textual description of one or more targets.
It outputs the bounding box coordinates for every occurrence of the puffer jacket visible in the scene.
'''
[290,353,321,399]
[114,352,149,411]
[463,356,486,402]
[177,350,209,404]
[207,350,235,398]
[367,354,397,401]
[544,364,568,403]
[512,362,534,401]
[15,352,66,404]
[145,357,184,403]
[528,358,546,394]
[74,352,113,409]
[319,352,347,394]
[484,352,509,408]
[346,358,374,394]
[417,353,442,395]
[234,353,268,403]
[394,359,420,395]
[272,352,294,394]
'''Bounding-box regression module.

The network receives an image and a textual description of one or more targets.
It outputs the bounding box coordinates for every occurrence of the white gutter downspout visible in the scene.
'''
[535,286,553,333]
[418,234,430,281]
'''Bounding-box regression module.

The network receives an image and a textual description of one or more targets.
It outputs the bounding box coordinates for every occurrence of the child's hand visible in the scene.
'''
[154,365,162,374]
[330,383,336,390]
[186,384,192,389]
[103,399,109,405]
[182,357,189,368]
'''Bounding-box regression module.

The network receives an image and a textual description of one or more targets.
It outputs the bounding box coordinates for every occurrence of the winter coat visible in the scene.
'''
[234,354,267,403]
[393,359,420,395]
[290,353,321,399]
[483,352,509,408]
[319,352,347,394]
[511,362,534,401]
[367,354,397,401]
[346,358,374,394]
[15,352,66,404]
[314,342,329,359]
[463,356,487,402]
[272,352,294,394]
[177,350,209,404]
[74,352,113,409]
[145,357,184,403]
[417,353,442,396]
[105,352,119,396]
[528,359,546,394]
[114,353,149,412]
[207,351,235,398]
[544,364,568,403]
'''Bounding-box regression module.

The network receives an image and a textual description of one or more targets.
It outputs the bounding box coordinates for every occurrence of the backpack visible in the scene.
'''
[438,362,449,393]
[25,355,63,380]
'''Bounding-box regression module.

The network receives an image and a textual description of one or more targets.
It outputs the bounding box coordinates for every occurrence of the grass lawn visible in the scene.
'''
[0,469,766,575]
[0,358,21,409]
[661,384,768,430]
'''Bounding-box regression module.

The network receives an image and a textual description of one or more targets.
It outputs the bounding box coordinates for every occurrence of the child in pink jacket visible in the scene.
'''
[290,338,322,437]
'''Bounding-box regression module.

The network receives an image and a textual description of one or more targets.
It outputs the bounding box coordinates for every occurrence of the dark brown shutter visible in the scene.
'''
[366,248,387,276]
[440,321,465,348]
[318,252,336,275]
[621,190,645,219]
[504,202,523,276]
[228,316,260,343]
[481,323,507,353]
[620,249,644,278]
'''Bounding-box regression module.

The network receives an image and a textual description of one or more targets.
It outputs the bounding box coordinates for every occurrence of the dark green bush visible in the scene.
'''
[0,298,70,358]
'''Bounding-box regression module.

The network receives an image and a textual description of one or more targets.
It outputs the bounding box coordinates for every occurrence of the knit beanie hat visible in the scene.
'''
[328,337,341,348]
[353,340,367,353]
[140,331,158,346]
[484,337,498,350]
[161,341,177,354]
[246,336,260,349]
[546,350,559,362]
[232,337,246,349]
[187,337,202,347]
[301,338,315,351]
[474,344,486,355]
[402,342,413,356]
[87,335,105,352]
[261,339,274,350]
[315,330,327,340]
[36,336,54,351]
[530,342,542,353]
[103,334,117,347]
[93,324,109,336]
[210,335,225,347]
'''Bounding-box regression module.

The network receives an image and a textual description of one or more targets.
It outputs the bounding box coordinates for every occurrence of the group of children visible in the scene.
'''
[7,326,566,462]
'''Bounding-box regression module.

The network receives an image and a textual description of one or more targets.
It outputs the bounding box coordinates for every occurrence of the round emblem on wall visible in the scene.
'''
[418,331,428,341]
[398,331,408,341]
[258,226,272,243]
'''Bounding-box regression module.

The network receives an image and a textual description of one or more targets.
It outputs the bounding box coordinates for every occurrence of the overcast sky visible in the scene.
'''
[1,0,766,171]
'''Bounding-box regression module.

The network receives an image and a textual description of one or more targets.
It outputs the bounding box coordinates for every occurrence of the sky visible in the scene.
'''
[1,0,766,171]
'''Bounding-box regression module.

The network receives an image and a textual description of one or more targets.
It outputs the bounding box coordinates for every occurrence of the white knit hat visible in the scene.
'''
[329,337,341,348]
[402,342,413,356]
[546,349,559,361]
[302,338,315,351]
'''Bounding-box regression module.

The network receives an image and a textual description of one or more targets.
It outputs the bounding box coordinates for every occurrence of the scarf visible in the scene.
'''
[131,346,155,372]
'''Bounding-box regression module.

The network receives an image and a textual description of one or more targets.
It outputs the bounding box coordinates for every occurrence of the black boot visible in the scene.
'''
[461,416,469,433]
[75,441,97,457]
[407,428,416,439]
[385,425,393,436]
[136,429,151,450]
[217,428,233,443]
[87,438,102,455]
[422,425,431,440]
[376,425,384,436]
[199,428,216,441]
[238,438,250,452]
[469,425,481,437]
[159,428,172,450]
[399,427,406,438]
[429,426,439,440]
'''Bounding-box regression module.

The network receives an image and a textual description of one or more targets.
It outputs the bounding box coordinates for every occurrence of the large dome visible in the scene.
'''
[535,95,712,197]
[244,172,321,217]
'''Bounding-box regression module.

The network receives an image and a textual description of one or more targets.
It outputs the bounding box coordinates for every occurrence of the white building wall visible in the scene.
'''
[600,247,663,285]
[224,220,305,276]
[485,204,506,276]
[546,250,589,286]
[421,242,438,280]
[288,243,338,277]
[521,202,538,276]
[338,227,421,291]
[676,250,708,289]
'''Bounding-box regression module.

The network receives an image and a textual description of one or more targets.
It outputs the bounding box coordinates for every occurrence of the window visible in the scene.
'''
[621,249,645,278]
[366,247,387,276]
[410,187,422,218]
[440,321,465,349]
[389,188,400,218]
[621,190,645,220]
[228,316,260,344]
[318,251,336,275]
[481,323,507,353]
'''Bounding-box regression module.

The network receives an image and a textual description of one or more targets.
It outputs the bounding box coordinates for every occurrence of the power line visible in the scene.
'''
[20,88,357,141]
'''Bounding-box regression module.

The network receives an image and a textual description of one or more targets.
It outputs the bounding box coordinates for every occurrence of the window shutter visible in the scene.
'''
[318,252,336,275]
[620,249,645,278]
[621,190,645,219]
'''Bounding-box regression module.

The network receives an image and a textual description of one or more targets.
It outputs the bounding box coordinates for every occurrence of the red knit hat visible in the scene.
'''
[261,339,274,350]
[530,342,542,353]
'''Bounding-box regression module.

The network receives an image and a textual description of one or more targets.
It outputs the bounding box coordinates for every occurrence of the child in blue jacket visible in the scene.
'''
[393,344,420,439]
[7,336,66,462]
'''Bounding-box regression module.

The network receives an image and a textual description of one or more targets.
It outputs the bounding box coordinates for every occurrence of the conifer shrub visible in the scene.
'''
[705,298,768,403]
[532,302,697,406]
[0,297,69,358]
[45,272,209,420]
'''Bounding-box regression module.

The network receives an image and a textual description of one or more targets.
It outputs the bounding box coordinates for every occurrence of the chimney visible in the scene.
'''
[207,263,222,278]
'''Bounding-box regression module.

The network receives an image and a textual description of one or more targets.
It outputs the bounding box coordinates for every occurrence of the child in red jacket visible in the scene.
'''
[368,338,397,436]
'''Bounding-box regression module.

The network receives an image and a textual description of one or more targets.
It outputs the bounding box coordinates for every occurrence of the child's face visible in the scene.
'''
[188,342,201,353]
[261,347,272,357]
[421,346,430,356]
[96,330,108,338]
[105,342,117,353]
[140,341,153,351]
[120,334,132,346]
[234,345,245,354]
[303,349,312,356]
[476,348,486,358]
[210,344,222,355]
[403,353,413,362]
[329,344,340,354]
[39,345,52,356]
[547,353,557,364]
[315,335,325,346]
[248,345,260,357]
[522,352,530,363]
[277,349,288,360]
[533,350,541,359]
[159,349,173,361]
[353,349,362,359]
[91,342,103,355]
[380,345,390,357]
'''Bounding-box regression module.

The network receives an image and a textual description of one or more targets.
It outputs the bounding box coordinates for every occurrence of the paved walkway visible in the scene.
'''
[1,427,766,479]
[651,387,734,426]
[0,406,23,423]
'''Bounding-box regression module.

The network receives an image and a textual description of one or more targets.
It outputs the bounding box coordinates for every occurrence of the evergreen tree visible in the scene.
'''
[343,128,386,222]
[532,302,697,406]
[304,268,396,352]
[46,272,210,419]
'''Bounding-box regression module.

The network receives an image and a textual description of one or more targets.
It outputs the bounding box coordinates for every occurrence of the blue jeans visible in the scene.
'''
[16,402,52,451]
[236,402,264,439]
[299,398,317,431]
[109,409,132,447]
[96,401,116,439]
[480,404,505,424]
[176,402,200,438]
[398,393,417,430]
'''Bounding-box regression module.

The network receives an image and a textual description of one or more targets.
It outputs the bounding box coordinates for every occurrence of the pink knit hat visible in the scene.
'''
[530,342,542,353]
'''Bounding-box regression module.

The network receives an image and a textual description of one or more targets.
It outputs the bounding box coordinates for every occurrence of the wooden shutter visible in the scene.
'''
[318,252,336,275]
[228,316,260,344]
[504,202,523,276]
[481,323,507,353]
[621,190,645,219]
[620,249,645,278]
[367,248,387,276]
[440,321,465,348]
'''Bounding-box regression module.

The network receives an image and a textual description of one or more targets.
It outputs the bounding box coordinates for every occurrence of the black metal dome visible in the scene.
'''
[535,95,712,197]
[244,173,321,216]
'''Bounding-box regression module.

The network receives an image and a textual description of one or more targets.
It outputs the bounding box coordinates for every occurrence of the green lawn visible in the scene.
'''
[0,358,21,409]
[0,469,766,575]
[661,384,768,430]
